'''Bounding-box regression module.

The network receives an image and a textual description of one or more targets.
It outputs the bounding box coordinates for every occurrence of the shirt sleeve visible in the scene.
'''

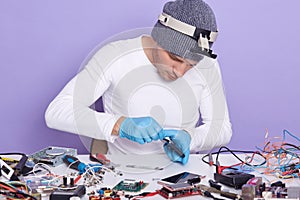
[45,43,121,143]
[189,60,232,152]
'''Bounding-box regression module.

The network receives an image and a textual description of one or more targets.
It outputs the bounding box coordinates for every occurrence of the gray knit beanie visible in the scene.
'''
[151,0,217,61]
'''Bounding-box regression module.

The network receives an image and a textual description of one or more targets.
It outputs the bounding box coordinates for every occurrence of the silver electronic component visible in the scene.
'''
[28,146,77,167]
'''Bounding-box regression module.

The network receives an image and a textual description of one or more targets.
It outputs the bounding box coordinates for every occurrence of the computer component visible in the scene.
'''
[113,179,148,192]
[158,171,202,186]
[214,170,255,189]
[50,185,86,200]
[28,146,77,166]
[158,183,202,199]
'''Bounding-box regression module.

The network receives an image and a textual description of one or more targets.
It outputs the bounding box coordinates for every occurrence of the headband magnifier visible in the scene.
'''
[158,12,218,59]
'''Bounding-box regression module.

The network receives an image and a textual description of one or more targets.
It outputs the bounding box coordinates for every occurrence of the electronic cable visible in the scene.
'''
[252,129,300,179]
[283,129,300,142]
[202,146,267,173]
[125,191,159,200]
[0,181,37,200]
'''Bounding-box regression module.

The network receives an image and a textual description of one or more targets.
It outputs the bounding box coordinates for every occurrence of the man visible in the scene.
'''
[45,0,232,165]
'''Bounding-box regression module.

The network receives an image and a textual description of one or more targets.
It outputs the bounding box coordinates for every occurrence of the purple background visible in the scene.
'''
[1,0,299,154]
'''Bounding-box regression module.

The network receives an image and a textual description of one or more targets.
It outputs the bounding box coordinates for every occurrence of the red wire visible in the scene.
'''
[0,182,27,199]
[132,191,159,200]
[218,151,263,174]
[74,175,82,184]
[0,183,17,192]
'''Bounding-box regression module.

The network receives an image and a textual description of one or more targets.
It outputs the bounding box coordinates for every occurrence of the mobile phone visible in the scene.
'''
[157,171,201,186]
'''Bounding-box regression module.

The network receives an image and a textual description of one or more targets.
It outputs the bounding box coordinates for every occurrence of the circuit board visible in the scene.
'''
[158,183,202,199]
[112,179,148,192]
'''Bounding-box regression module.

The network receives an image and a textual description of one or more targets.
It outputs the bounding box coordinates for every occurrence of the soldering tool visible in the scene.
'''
[163,138,185,158]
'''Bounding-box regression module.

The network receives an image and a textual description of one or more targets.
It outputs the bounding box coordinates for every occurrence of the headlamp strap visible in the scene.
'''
[158,12,218,50]
[198,33,210,51]
[159,12,196,37]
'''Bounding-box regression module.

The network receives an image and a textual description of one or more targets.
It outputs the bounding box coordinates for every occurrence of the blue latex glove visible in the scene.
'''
[119,117,163,144]
[160,129,191,165]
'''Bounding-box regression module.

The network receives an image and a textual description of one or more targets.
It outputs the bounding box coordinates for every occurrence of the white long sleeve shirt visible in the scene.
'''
[45,36,232,154]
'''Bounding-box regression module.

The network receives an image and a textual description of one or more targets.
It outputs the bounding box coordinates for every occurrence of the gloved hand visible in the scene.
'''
[160,129,191,165]
[119,117,163,144]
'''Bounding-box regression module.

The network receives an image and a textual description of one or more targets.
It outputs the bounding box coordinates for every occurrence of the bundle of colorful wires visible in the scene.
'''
[257,129,300,179]
[0,181,37,200]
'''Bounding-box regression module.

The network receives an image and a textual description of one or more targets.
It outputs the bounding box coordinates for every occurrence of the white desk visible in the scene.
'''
[49,154,300,200]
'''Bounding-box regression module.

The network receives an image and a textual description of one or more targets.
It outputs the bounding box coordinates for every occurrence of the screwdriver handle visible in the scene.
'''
[63,155,86,173]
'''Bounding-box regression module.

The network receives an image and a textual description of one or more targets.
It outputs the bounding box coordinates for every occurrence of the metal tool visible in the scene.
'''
[89,153,120,172]
[163,138,185,158]
[125,164,164,171]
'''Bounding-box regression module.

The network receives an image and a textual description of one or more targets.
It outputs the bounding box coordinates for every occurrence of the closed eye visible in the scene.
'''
[167,52,197,67]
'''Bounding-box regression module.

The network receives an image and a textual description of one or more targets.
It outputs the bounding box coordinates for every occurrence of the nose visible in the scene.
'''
[172,63,192,77]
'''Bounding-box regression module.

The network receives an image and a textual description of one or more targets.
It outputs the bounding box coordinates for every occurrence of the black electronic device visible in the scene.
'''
[0,153,30,180]
[14,154,28,176]
[158,171,201,186]
[49,185,86,200]
[214,170,254,189]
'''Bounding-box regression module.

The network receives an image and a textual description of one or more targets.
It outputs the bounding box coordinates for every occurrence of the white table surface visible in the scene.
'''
[47,153,300,200]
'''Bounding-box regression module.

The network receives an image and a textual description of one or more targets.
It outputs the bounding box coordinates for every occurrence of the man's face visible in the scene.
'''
[152,46,197,81]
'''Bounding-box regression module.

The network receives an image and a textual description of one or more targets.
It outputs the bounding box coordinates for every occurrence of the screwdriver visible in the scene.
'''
[163,138,185,158]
